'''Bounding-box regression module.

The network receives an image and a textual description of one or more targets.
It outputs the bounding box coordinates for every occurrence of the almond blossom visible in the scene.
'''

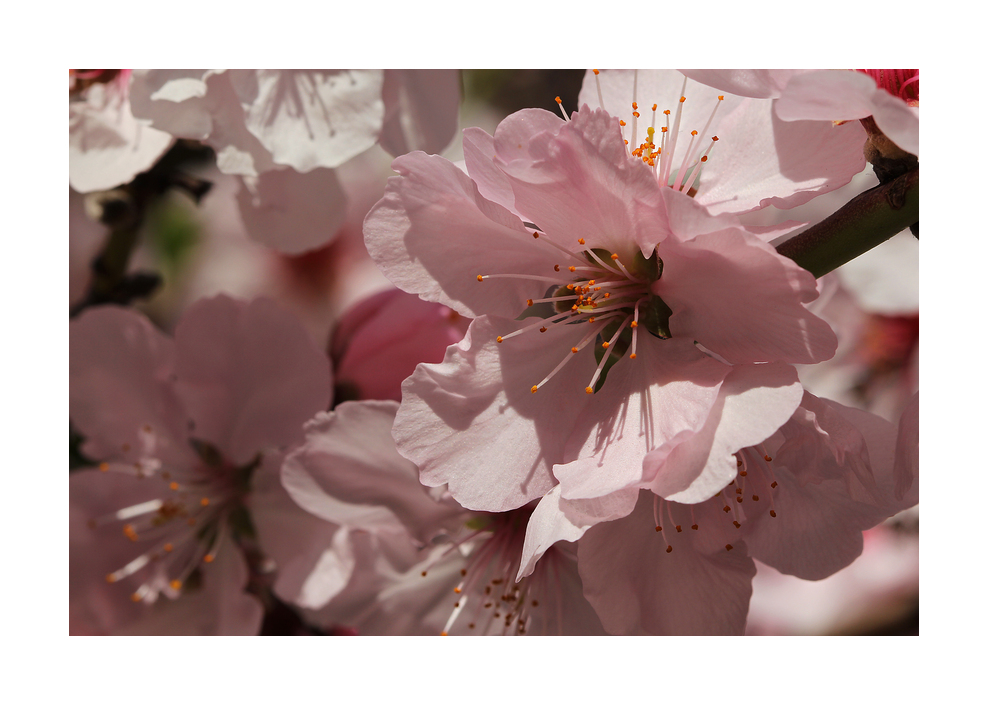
[276,400,606,635]
[364,72,840,519]
[520,391,919,634]
[69,295,333,634]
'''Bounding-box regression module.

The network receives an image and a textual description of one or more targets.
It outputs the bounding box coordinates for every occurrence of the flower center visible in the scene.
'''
[652,446,781,554]
[89,428,257,604]
[422,508,569,635]
[478,234,671,395]
[588,70,723,195]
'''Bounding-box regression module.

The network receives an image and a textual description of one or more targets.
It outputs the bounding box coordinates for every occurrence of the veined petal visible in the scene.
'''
[555,336,727,500]
[496,107,670,257]
[394,316,597,512]
[648,363,803,503]
[578,492,756,635]
[518,485,638,580]
[363,151,555,319]
[657,228,838,364]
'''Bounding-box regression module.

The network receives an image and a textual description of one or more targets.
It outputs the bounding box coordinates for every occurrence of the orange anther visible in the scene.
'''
[169,482,179,490]
[602,341,610,349]
[555,96,562,104]
[578,238,586,245]
[691,130,698,136]
[585,387,594,394]
[571,347,579,354]
[554,264,560,271]
[539,327,547,333]
[770,510,777,517]
[130,592,142,602]
[764,455,773,462]
[652,104,657,111]
[203,554,215,564]
[629,353,637,359]
[105,574,117,583]
[531,386,538,394]
[679,96,686,103]
[569,266,576,272]
[593,69,600,75]
[712,136,719,141]
[98,462,109,472]
[630,321,638,328]
[476,275,484,282]
[454,587,462,594]
[665,545,673,553]
[725,544,734,551]
[532,232,539,238]
[496,336,503,343]
[200,497,210,507]
[170,580,182,590]
[610,253,619,260]
[700,156,708,162]
[526,299,534,307]
[164,543,173,552]
[619,120,626,126]
[632,102,638,110]
[718,95,724,100]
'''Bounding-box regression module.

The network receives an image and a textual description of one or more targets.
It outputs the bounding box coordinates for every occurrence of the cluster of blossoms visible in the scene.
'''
[69,68,919,635]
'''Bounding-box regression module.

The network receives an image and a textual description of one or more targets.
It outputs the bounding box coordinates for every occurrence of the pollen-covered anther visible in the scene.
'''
[725,544,734,551]
[203,554,215,563]
[733,521,741,528]
[752,495,760,501]
[530,385,538,394]
[496,336,503,343]
[585,387,594,394]
[169,482,179,490]
[99,462,109,472]
[200,497,210,507]
[163,543,174,552]
[526,299,534,307]
[629,353,637,359]
[539,327,547,333]
[476,275,483,282]
[571,347,579,354]
[770,510,777,517]
[170,579,182,590]
[123,524,138,541]
[675,525,682,532]
[454,587,462,594]
[601,341,609,349]
[532,232,539,238]
[577,238,586,245]
[691,524,699,530]
[665,545,673,553]
[771,481,778,489]
[764,455,773,462]
[610,253,619,260]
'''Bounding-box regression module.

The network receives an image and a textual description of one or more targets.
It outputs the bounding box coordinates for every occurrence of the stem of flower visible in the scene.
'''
[775,168,919,279]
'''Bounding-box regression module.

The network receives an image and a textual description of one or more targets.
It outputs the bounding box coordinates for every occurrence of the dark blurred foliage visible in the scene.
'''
[464,69,585,117]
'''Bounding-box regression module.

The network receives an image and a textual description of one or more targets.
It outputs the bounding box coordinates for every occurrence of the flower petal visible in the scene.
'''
[578,492,756,635]
[235,167,347,255]
[363,151,554,319]
[554,336,727,500]
[647,363,803,503]
[173,295,332,465]
[657,228,838,364]
[394,316,597,511]
[378,70,460,157]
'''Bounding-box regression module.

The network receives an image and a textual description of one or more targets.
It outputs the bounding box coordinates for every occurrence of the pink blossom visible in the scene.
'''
[276,400,606,635]
[577,70,868,214]
[69,70,174,193]
[521,391,918,634]
[682,69,919,157]
[364,91,837,516]
[69,295,332,634]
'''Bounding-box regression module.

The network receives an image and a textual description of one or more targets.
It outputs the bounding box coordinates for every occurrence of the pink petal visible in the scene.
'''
[70,306,190,465]
[363,151,555,319]
[578,492,756,635]
[657,228,838,364]
[281,403,461,542]
[554,336,728,500]
[378,70,460,157]
[647,363,803,503]
[518,485,638,580]
[235,167,347,255]
[173,295,332,465]
[394,316,597,512]
[698,102,867,214]
[462,126,516,210]
[495,107,670,257]
[893,392,919,506]
[128,69,216,139]
[678,69,807,99]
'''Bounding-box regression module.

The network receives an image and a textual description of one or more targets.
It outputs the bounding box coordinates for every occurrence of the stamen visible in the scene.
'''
[555,96,569,121]
[593,69,604,111]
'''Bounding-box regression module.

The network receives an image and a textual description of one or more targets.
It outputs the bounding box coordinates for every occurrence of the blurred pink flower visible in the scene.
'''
[69,70,174,193]
[364,94,836,515]
[682,69,918,157]
[330,288,471,403]
[70,295,332,634]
